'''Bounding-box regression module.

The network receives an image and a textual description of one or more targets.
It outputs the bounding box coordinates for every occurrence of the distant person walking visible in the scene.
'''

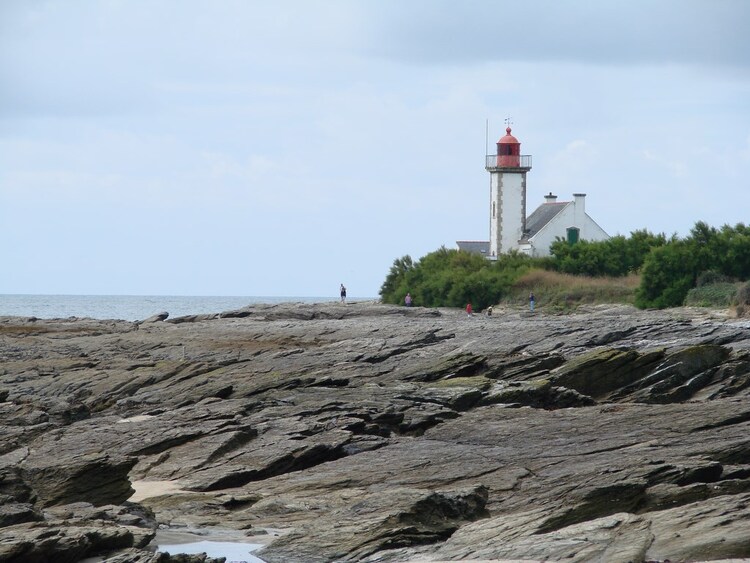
[529,292,535,312]
[340,284,347,303]
[405,293,412,307]
[486,305,493,317]
[466,303,473,317]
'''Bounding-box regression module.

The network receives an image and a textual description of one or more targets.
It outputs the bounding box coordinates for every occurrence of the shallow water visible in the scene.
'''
[0,294,338,321]
[157,540,265,562]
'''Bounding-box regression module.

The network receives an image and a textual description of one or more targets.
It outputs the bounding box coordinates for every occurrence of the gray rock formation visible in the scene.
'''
[1,302,749,562]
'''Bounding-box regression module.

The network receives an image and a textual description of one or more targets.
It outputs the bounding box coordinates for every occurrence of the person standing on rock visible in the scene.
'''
[340,284,347,303]
[405,293,412,307]
[466,303,472,317]
[529,292,535,312]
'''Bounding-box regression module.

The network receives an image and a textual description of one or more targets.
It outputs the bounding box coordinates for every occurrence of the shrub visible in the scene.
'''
[380,221,750,311]
[379,255,414,299]
[733,281,750,317]
[378,247,536,309]
[548,229,667,277]
[735,281,750,306]
[635,242,697,308]
[696,270,732,287]
[685,282,738,307]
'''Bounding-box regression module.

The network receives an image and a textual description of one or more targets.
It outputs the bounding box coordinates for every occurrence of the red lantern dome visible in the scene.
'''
[496,127,521,167]
[498,127,519,145]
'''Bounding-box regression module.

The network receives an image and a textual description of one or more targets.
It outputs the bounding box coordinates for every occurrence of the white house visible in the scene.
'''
[457,127,608,258]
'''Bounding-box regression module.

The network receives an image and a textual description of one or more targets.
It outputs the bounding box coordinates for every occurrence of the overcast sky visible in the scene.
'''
[2,0,749,297]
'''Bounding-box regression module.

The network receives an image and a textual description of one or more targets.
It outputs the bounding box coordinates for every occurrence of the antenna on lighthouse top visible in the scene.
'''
[504,116,513,128]
[484,117,490,156]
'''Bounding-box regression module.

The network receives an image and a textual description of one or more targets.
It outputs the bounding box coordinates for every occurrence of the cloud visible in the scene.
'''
[200,151,276,181]
[0,0,369,117]
[363,0,750,69]
[641,149,688,178]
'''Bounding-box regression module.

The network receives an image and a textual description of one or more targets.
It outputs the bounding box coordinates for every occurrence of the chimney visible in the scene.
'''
[544,192,557,203]
[572,193,586,226]
[573,193,586,210]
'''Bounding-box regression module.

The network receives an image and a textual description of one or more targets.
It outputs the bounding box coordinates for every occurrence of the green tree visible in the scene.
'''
[380,222,750,310]
[636,240,698,308]
[378,247,533,309]
[625,229,669,273]
[379,255,414,300]
[635,221,750,309]
[712,223,750,280]
[549,229,667,277]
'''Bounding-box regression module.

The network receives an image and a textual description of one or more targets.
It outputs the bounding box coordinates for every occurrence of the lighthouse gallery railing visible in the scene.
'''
[485,154,533,170]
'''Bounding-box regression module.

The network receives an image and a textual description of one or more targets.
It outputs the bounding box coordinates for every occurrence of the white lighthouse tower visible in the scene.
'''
[486,125,532,257]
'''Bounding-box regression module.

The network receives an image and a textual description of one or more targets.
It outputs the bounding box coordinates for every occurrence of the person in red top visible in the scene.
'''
[466,303,472,317]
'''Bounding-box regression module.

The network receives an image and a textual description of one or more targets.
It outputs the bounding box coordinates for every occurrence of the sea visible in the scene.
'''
[0,294,375,322]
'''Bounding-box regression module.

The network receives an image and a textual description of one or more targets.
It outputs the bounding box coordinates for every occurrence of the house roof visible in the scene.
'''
[524,202,568,239]
[456,240,490,254]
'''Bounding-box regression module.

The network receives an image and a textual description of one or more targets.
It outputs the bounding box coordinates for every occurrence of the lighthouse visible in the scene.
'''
[457,124,607,258]
[486,126,532,258]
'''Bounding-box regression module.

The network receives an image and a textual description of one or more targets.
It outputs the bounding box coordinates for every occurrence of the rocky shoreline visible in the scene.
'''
[1,302,750,562]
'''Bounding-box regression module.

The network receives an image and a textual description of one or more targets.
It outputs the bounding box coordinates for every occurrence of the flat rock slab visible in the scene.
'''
[1,302,750,562]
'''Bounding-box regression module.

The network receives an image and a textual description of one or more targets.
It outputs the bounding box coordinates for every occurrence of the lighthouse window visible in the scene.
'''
[492,202,496,218]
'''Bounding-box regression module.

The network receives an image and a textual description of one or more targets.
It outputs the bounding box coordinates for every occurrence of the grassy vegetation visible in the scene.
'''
[684,282,740,308]
[505,270,641,311]
[683,277,750,316]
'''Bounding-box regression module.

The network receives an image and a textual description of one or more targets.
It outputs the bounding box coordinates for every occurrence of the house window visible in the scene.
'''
[567,227,580,245]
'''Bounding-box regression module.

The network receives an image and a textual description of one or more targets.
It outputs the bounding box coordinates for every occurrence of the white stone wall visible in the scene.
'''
[529,201,609,257]
[489,174,499,257]
[490,171,526,257]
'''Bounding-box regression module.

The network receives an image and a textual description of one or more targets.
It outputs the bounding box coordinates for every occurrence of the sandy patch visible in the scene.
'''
[116,414,155,424]
[129,479,190,502]
[153,528,275,545]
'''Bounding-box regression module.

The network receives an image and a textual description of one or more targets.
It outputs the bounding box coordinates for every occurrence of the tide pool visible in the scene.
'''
[158,540,265,562]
